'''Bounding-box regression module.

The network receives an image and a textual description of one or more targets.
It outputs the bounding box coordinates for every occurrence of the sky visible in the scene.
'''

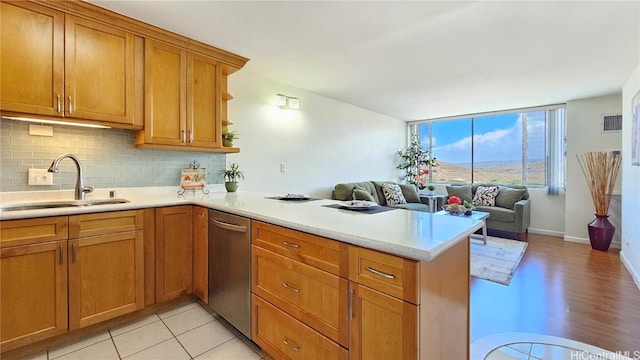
[419,112,546,164]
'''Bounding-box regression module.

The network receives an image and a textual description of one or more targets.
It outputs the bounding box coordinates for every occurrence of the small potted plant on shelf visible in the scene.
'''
[427,184,436,195]
[219,162,245,192]
[222,129,239,147]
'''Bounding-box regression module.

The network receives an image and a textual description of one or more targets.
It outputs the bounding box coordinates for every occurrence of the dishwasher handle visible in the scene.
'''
[211,217,248,233]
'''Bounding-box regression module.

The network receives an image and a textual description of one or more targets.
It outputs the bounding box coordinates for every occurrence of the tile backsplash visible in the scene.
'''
[0,118,226,192]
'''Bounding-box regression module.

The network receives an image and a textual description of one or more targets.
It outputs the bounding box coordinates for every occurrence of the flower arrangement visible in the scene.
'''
[443,195,467,215]
[397,134,436,190]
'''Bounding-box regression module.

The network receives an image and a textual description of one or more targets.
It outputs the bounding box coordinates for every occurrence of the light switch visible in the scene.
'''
[28,169,53,185]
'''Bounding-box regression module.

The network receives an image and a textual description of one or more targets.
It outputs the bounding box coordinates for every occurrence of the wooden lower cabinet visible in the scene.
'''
[193,206,208,303]
[349,283,417,360]
[0,240,68,352]
[155,206,193,302]
[68,231,144,330]
[252,295,348,360]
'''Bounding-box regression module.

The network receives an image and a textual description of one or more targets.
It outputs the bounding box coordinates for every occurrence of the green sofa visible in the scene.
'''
[332,181,431,212]
[446,183,531,239]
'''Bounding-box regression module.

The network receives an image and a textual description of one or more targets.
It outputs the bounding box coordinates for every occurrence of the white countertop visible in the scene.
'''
[0,187,484,261]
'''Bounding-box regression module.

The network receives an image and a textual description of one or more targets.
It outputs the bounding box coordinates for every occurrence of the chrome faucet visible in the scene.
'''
[48,153,94,200]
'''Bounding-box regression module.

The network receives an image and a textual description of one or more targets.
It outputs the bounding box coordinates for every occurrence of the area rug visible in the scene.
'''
[470,236,527,286]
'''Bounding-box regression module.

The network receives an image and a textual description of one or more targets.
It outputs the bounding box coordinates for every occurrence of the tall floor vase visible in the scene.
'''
[587,215,615,251]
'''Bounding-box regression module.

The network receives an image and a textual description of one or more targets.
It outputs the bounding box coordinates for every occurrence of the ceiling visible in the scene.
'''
[90,1,640,121]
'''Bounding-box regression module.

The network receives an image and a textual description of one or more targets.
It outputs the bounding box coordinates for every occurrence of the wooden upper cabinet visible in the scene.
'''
[143,40,187,146]
[64,15,136,125]
[138,40,231,152]
[188,53,222,148]
[0,1,64,116]
[0,2,141,128]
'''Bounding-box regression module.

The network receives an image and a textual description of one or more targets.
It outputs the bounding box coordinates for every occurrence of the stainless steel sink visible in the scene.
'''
[0,199,130,212]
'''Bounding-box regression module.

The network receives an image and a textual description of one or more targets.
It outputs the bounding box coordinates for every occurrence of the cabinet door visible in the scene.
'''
[64,15,135,124]
[0,1,64,116]
[156,206,193,302]
[0,240,68,352]
[193,206,208,303]
[144,40,187,146]
[187,53,222,148]
[68,231,144,330]
[349,284,417,360]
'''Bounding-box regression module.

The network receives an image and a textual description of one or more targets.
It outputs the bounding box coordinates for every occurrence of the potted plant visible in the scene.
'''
[463,200,474,216]
[219,162,245,192]
[222,129,239,147]
[397,134,436,191]
[576,151,622,251]
[426,184,436,195]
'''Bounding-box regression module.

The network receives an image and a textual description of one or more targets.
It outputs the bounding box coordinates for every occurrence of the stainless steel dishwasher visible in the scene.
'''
[208,209,252,339]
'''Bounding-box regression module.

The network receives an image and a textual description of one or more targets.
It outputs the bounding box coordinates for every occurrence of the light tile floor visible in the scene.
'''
[472,332,634,360]
[24,301,267,360]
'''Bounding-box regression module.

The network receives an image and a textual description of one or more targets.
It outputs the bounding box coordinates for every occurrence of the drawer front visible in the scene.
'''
[349,246,419,304]
[69,210,143,238]
[252,246,348,346]
[0,216,68,248]
[252,294,348,360]
[252,221,346,276]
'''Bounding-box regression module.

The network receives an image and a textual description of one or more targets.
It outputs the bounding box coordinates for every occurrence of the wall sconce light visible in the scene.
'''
[276,94,300,110]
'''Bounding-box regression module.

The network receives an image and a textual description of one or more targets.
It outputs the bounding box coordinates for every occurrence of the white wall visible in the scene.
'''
[564,94,623,245]
[226,71,406,198]
[621,64,640,289]
[528,188,566,236]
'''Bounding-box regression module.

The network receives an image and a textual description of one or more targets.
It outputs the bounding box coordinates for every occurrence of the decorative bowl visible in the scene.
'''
[442,205,468,216]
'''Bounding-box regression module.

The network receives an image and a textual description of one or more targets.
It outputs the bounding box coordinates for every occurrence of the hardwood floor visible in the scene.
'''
[470,233,640,353]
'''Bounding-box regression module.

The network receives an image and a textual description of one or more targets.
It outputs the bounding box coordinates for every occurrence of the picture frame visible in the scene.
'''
[632,89,640,166]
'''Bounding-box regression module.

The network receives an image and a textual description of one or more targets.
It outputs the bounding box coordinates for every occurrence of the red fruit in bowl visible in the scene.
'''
[447,196,462,205]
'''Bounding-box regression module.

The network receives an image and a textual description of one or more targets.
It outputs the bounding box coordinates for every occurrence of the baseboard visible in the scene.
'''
[563,235,621,249]
[620,251,640,291]
[528,228,564,237]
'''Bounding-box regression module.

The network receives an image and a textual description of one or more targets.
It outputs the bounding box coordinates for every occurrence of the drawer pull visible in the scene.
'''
[282,339,300,352]
[365,267,395,279]
[282,241,300,249]
[282,283,300,293]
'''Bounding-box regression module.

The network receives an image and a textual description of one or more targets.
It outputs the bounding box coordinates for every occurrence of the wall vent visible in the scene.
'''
[602,114,622,132]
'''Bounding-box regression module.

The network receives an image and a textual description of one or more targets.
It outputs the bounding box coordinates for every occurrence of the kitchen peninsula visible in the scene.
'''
[0,189,483,359]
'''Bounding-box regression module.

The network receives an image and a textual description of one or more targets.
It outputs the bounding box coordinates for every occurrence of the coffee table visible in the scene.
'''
[435,210,490,245]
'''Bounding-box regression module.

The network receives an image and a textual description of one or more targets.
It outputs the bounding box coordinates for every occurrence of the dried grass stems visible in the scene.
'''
[576,152,622,216]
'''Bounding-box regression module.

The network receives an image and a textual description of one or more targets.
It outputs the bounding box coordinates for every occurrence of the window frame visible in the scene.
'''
[408,104,565,188]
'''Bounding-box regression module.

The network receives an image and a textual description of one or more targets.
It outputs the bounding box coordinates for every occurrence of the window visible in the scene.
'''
[411,106,565,188]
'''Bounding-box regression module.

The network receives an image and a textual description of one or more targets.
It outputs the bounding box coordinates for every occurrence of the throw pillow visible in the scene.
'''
[381,183,407,206]
[446,185,473,204]
[399,184,421,203]
[495,187,526,209]
[334,183,354,201]
[353,188,376,202]
[472,186,500,206]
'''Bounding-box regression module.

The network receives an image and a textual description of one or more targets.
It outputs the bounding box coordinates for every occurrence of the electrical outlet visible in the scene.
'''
[28,169,53,185]
[280,163,286,173]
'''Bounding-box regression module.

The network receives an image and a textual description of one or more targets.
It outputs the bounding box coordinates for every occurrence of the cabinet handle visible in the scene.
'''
[349,288,355,319]
[68,96,73,114]
[57,94,61,114]
[282,283,300,293]
[200,212,206,227]
[182,130,186,143]
[365,267,395,279]
[189,130,194,143]
[59,245,64,265]
[282,241,300,249]
[282,339,300,352]
[72,243,77,263]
